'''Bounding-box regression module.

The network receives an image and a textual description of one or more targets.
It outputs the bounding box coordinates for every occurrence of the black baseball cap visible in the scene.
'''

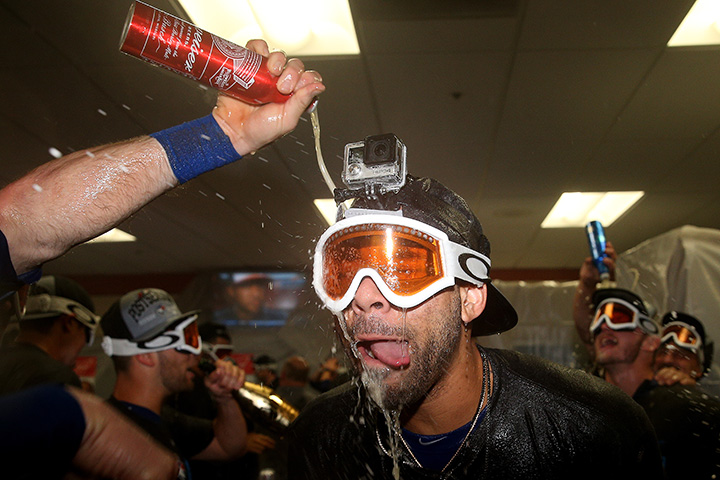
[199,322,231,343]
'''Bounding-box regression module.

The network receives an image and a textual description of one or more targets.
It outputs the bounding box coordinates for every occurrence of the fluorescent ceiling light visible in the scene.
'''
[668,0,720,47]
[176,0,359,55]
[85,228,137,243]
[541,191,644,228]
[314,198,338,226]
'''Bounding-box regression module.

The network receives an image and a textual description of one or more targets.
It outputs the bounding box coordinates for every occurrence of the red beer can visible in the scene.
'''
[120,1,290,105]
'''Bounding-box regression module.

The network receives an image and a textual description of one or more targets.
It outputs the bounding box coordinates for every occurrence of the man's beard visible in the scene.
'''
[158,354,194,394]
[340,292,464,411]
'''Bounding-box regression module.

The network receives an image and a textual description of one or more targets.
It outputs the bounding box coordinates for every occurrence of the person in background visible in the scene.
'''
[309,355,350,393]
[102,289,247,473]
[217,273,283,324]
[288,175,662,479]
[653,311,714,387]
[0,275,99,394]
[572,241,618,357]
[573,244,717,390]
[589,287,720,479]
[252,354,280,389]
[276,355,318,411]
[171,322,276,480]
[0,37,323,478]
[259,355,318,480]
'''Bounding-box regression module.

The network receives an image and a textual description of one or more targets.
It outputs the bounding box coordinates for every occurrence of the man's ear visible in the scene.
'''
[459,284,487,325]
[135,352,157,367]
[58,315,76,334]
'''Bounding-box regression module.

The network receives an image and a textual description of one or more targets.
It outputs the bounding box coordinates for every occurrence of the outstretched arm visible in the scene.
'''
[0,39,324,277]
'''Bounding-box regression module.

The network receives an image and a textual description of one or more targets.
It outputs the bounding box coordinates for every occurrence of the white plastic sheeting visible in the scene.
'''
[616,225,720,349]
[482,280,585,368]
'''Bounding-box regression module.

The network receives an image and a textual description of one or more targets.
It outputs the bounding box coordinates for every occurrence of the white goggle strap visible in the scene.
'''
[25,294,100,346]
[102,315,201,357]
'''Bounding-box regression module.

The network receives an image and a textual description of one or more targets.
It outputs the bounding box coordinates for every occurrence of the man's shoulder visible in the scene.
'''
[0,343,80,393]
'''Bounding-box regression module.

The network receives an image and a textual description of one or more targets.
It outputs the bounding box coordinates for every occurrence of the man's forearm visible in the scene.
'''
[212,396,248,457]
[0,136,176,275]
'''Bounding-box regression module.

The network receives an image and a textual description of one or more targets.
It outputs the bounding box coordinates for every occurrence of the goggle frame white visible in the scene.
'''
[590,298,659,337]
[660,321,703,356]
[102,314,201,356]
[24,294,100,346]
[313,214,491,313]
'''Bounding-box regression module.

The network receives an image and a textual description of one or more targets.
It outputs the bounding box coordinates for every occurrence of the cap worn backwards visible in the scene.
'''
[341,175,518,336]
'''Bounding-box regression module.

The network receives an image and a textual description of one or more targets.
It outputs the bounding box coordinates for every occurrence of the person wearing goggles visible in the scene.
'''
[101,288,248,467]
[289,174,662,479]
[653,311,714,385]
[590,289,720,479]
[0,275,100,395]
[589,288,661,396]
[0,36,322,480]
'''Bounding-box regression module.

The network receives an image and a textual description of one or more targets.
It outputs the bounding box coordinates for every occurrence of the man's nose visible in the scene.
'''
[351,277,392,316]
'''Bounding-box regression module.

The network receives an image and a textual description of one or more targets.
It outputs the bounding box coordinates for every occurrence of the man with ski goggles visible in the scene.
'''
[102,288,247,470]
[0,275,100,395]
[589,288,720,479]
[653,311,713,384]
[589,288,661,396]
[289,174,662,479]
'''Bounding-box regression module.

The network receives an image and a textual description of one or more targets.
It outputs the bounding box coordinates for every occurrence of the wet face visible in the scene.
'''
[227,282,268,317]
[653,342,703,379]
[158,348,198,394]
[339,277,464,411]
[592,323,646,367]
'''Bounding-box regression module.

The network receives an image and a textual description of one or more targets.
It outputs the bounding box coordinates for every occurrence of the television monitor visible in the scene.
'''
[210,271,307,327]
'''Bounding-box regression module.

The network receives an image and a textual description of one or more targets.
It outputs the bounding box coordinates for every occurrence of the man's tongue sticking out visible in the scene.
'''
[368,340,410,368]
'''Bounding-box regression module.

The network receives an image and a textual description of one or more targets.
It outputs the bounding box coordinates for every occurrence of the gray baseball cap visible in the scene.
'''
[101,288,198,343]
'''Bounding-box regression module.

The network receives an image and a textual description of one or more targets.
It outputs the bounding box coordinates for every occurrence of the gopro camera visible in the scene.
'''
[341,133,407,195]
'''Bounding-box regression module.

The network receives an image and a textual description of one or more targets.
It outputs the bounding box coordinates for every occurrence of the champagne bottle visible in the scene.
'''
[198,359,298,433]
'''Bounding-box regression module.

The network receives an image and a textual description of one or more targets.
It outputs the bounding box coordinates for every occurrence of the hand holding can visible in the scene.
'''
[120,1,289,105]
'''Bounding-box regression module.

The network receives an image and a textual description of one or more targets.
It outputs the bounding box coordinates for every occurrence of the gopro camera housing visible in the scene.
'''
[342,133,407,195]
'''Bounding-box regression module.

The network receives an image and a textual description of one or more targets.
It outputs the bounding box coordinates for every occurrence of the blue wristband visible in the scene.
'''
[150,115,241,184]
